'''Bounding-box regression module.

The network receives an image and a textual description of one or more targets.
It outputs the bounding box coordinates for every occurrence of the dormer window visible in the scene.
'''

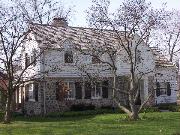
[92,56,101,64]
[25,53,30,68]
[136,50,141,64]
[64,50,73,63]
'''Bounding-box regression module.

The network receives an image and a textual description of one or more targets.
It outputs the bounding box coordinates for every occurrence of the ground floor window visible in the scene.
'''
[55,81,75,100]
[85,81,108,99]
[56,80,109,100]
[25,83,38,101]
[91,82,102,99]
[64,82,75,99]
[156,82,171,96]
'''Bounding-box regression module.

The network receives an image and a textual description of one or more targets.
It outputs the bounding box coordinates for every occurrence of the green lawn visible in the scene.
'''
[0,112,180,135]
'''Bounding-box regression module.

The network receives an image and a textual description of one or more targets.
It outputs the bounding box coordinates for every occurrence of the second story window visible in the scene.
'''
[136,50,141,64]
[64,50,73,63]
[92,56,101,64]
[31,49,37,66]
[25,53,30,68]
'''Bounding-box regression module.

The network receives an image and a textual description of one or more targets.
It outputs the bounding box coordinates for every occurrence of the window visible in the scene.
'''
[136,50,141,64]
[25,53,30,68]
[84,81,109,99]
[92,56,101,64]
[156,82,171,97]
[64,82,75,99]
[55,81,75,100]
[28,84,33,100]
[31,49,37,66]
[25,83,38,101]
[91,82,101,99]
[64,51,73,63]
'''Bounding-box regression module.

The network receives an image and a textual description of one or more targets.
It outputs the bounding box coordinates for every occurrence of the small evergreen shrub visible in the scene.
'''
[0,111,4,121]
[70,104,95,111]
[140,107,159,113]
[157,103,180,112]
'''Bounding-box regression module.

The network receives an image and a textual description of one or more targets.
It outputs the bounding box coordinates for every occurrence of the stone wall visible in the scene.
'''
[24,101,42,115]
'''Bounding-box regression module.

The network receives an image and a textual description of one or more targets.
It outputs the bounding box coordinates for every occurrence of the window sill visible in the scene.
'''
[65,98,75,100]
[28,99,36,102]
[91,97,102,99]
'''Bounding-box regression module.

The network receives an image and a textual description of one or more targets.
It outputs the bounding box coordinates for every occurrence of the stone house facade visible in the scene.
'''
[15,18,178,115]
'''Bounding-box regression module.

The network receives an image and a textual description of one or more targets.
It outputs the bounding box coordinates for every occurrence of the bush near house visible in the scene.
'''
[157,104,180,112]
[0,111,4,121]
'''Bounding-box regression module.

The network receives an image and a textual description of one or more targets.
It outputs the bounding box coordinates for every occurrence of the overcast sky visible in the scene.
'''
[1,0,179,27]
[62,0,180,27]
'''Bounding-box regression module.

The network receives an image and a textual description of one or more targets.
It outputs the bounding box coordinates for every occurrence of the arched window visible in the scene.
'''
[64,50,73,63]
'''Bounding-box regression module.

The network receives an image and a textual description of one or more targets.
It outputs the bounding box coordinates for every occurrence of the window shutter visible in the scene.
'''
[102,81,108,98]
[156,82,160,97]
[34,83,38,102]
[25,53,28,68]
[25,84,29,101]
[55,82,60,100]
[85,82,91,99]
[75,82,82,99]
[167,82,171,96]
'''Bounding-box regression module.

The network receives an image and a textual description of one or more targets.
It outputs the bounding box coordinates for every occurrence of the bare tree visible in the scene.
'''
[16,0,74,24]
[82,0,162,120]
[152,9,180,62]
[0,0,73,124]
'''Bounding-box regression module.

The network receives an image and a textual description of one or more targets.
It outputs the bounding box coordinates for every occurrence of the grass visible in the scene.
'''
[0,112,180,135]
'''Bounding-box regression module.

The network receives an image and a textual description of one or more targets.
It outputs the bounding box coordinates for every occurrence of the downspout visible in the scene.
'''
[42,50,46,115]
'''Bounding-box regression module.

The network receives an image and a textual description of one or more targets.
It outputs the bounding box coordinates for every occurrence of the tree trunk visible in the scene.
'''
[4,96,12,124]
[130,105,139,120]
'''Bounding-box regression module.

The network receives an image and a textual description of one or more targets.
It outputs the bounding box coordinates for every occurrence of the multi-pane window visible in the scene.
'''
[85,81,108,99]
[25,50,37,68]
[136,50,141,64]
[25,53,30,68]
[91,82,101,99]
[64,51,73,63]
[31,49,37,66]
[92,56,101,64]
[25,83,38,101]
[64,82,75,99]
[156,82,171,96]
[55,81,75,100]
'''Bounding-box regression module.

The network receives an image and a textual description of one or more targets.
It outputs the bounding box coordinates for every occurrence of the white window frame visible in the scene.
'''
[91,82,102,99]
[28,83,35,102]
[64,81,75,100]
[159,82,167,96]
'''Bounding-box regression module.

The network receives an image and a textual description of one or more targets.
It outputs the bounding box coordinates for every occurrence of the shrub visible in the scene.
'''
[157,104,180,112]
[70,104,95,111]
[168,105,180,112]
[0,111,4,122]
[140,107,159,113]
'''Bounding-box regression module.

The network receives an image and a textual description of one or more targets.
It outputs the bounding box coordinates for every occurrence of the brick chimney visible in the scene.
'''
[51,17,68,27]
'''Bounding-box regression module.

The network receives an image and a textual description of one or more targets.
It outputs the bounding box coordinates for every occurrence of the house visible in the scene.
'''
[0,72,8,109]
[15,18,178,115]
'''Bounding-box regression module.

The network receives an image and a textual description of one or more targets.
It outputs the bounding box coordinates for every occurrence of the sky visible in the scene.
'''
[61,0,180,27]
